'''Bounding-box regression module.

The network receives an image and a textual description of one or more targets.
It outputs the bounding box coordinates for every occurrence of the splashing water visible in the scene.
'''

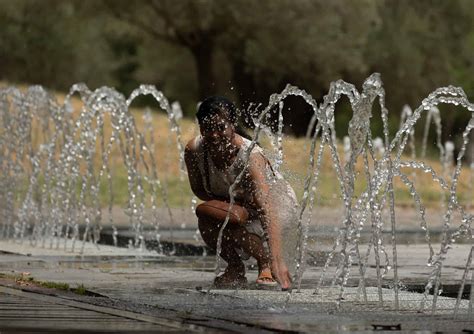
[215,73,473,313]
[1,74,473,316]
[0,84,185,255]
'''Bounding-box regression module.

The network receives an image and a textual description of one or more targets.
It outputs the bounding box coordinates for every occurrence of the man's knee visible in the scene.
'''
[198,218,219,247]
[198,217,243,247]
[198,217,218,232]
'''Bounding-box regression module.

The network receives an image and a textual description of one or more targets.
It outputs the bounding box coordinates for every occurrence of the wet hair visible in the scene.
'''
[196,96,238,126]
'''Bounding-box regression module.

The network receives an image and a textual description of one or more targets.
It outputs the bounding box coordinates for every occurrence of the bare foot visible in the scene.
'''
[213,264,247,288]
[256,267,278,289]
[271,261,292,290]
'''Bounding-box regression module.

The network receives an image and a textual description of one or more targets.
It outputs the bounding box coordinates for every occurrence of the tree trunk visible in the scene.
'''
[191,41,216,101]
[231,56,257,107]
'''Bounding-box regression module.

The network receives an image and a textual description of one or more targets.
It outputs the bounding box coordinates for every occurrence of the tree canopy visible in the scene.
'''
[1,0,473,138]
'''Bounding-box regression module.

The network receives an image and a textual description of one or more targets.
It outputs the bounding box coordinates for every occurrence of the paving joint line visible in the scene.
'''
[0,285,189,330]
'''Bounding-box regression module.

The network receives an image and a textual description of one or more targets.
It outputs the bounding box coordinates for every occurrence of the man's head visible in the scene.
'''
[196,96,237,126]
[196,96,237,149]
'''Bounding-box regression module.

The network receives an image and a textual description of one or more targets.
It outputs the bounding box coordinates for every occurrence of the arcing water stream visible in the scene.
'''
[0,84,186,254]
[1,74,473,315]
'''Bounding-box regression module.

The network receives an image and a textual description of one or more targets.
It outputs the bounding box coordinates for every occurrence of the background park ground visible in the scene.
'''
[2,3,474,332]
[1,0,473,236]
[3,82,470,213]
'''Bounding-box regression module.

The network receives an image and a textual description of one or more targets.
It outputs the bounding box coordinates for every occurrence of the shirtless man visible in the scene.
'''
[184,96,293,290]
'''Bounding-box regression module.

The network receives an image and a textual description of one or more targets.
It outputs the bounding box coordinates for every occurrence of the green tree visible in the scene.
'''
[103,0,230,99]
[367,0,474,140]
[0,0,116,90]
[219,0,378,134]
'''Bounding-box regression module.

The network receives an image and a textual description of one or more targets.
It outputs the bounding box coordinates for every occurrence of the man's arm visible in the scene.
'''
[247,153,291,289]
[184,139,212,201]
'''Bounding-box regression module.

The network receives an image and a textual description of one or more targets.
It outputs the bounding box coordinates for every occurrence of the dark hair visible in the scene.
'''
[196,96,237,126]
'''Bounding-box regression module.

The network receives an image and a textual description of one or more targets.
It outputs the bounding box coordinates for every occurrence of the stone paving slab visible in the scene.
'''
[0,281,275,334]
[0,287,181,332]
[0,239,161,257]
[2,240,474,332]
[101,206,455,231]
[2,241,473,286]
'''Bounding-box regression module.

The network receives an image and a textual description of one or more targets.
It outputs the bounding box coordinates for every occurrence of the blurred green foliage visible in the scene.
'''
[0,0,473,141]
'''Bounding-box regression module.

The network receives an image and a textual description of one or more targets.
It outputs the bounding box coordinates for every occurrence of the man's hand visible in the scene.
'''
[271,260,291,290]
[246,153,292,290]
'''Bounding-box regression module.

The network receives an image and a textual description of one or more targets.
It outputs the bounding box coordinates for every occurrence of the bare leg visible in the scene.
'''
[198,217,271,281]
[198,218,245,281]
[227,227,277,287]
[227,226,271,272]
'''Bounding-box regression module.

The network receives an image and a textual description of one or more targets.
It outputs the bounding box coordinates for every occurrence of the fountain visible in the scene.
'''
[0,83,187,254]
[217,73,473,313]
[1,73,473,317]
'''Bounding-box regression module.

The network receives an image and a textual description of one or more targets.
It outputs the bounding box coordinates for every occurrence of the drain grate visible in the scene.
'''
[0,287,183,332]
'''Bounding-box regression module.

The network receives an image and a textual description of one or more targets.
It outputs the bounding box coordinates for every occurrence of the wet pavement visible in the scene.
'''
[0,286,184,333]
[1,237,474,333]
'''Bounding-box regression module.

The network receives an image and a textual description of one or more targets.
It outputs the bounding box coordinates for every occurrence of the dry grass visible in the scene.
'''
[2,82,473,209]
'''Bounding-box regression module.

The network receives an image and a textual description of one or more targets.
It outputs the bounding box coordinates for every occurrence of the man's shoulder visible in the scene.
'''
[185,136,201,154]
